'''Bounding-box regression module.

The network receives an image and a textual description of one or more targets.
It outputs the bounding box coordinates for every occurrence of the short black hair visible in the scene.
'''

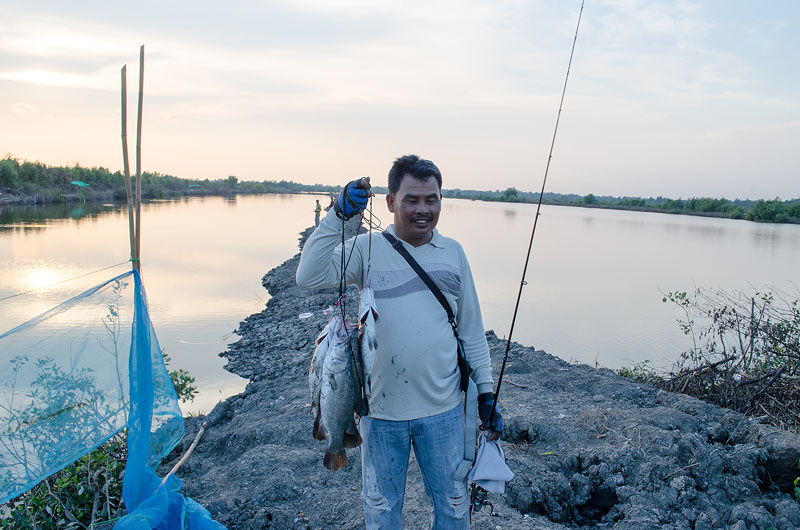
[387,154,442,195]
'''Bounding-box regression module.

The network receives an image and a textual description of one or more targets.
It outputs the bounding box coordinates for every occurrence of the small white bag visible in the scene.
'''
[468,437,514,494]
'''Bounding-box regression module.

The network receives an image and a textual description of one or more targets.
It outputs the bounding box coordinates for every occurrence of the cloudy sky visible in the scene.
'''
[1,1,797,199]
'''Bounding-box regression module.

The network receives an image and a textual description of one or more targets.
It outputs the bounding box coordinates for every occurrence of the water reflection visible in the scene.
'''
[685,222,729,239]
[750,227,794,253]
[436,202,800,370]
[1,195,799,409]
[0,194,336,416]
[0,202,124,228]
[23,266,62,292]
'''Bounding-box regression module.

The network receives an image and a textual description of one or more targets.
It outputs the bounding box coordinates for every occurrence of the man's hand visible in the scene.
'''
[478,392,503,441]
[334,177,371,220]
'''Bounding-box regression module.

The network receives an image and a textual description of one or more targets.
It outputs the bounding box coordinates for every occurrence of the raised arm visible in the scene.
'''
[297,178,372,289]
[296,209,366,289]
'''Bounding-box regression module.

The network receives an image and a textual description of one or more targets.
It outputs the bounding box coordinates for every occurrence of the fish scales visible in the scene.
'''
[358,287,379,404]
[309,317,336,441]
[319,325,362,470]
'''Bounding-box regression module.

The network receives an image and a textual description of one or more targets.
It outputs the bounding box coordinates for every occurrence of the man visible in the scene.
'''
[314,199,322,226]
[296,155,502,529]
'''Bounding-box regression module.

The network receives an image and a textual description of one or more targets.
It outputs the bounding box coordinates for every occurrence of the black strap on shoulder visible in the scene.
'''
[382,232,455,324]
[382,231,470,392]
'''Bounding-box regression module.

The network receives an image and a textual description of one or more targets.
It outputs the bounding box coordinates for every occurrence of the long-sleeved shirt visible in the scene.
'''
[296,209,493,421]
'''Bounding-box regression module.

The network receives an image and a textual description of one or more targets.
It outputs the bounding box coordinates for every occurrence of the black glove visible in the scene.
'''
[478,392,503,439]
[334,178,370,220]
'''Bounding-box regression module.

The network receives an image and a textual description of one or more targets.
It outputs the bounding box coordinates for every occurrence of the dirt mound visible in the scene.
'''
[161,226,800,529]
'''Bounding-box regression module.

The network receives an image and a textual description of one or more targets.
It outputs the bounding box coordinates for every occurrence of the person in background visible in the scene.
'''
[296,154,502,529]
[314,199,322,227]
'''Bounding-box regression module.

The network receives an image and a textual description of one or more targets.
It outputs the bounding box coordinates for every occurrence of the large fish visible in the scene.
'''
[309,316,337,441]
[358,287,379,404]
[320,324,363,471]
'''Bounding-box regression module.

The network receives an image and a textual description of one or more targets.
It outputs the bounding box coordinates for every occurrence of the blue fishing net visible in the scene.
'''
[0,270,225,529]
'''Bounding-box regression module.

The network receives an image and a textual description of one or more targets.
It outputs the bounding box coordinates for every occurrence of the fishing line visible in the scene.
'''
[342,214,365,274]
[0,260,132,303]
[338,212,350,323]
[338,209,366,324]
[336,192,385,324]
[490,0,585,423]
[366,195,373,285]
[362,214,383,233]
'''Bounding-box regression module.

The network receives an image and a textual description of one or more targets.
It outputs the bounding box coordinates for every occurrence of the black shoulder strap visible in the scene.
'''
[382,231,470,392]
[382,231,455,326]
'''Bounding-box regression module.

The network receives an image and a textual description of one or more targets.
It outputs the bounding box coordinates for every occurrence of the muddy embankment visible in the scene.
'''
[160,224,800,530]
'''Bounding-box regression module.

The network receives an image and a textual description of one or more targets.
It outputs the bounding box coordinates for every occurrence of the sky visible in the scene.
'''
[1,0,798,200]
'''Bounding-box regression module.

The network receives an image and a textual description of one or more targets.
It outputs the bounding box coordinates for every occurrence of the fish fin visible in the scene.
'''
[343,430,362,448]
[345,418,358,433]
[313,416,328,440]
[324,449,348,471]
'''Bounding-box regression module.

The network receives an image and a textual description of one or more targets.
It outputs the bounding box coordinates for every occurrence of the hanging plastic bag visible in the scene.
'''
[468,436,514,494]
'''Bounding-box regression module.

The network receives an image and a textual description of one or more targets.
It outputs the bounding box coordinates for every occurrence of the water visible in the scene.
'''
[439,200,799,370]
[2,195,798,414]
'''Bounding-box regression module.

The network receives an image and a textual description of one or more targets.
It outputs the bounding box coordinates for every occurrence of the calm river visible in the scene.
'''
[1,194,798,414]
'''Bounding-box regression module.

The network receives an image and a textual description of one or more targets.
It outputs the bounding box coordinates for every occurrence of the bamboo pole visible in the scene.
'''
[135,45,144,267]
[121,65,138,270]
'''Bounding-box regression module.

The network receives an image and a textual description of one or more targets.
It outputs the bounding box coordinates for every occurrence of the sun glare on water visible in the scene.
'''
[25,267,63,292]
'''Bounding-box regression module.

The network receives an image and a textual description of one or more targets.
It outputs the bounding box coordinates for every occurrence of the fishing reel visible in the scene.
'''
[469,484,494,515]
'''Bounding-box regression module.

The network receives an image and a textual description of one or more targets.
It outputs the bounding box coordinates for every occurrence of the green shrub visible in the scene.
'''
[163,351,198,404]
[0,157,20,188]
[0,355,196,529]
[660,288,800,431]
[746,198,789,223]
[794,459,800,501]
[728,206,745,219]
[617,360,663,385]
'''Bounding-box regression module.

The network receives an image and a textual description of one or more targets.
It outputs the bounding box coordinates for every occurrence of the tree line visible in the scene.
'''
[578,193,800,224]
[0,157,340,203]
[2,157,798,224]
[443,185,799,224]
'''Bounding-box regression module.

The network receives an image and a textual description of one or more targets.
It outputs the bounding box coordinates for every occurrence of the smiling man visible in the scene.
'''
[296,154,502,529]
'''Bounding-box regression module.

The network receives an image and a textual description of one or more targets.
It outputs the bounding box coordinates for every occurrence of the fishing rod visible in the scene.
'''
[489,0,585,424]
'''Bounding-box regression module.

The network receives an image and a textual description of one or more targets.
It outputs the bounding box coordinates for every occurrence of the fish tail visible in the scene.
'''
[324,449,348,471]
[313,416,328,440]
[343,430,362,448]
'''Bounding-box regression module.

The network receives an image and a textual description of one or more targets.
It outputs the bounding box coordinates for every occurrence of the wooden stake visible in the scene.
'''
[121,65,138,270]
[159,422,208,488]
[135,45,144,267]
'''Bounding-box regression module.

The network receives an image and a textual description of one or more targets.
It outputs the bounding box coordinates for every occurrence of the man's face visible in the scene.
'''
[386,174,442,247]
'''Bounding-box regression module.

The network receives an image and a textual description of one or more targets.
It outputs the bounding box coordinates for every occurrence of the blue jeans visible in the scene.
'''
[359,404,469,530]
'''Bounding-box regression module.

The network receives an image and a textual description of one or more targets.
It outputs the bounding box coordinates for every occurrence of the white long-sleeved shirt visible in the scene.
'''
[296,209,493,421]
